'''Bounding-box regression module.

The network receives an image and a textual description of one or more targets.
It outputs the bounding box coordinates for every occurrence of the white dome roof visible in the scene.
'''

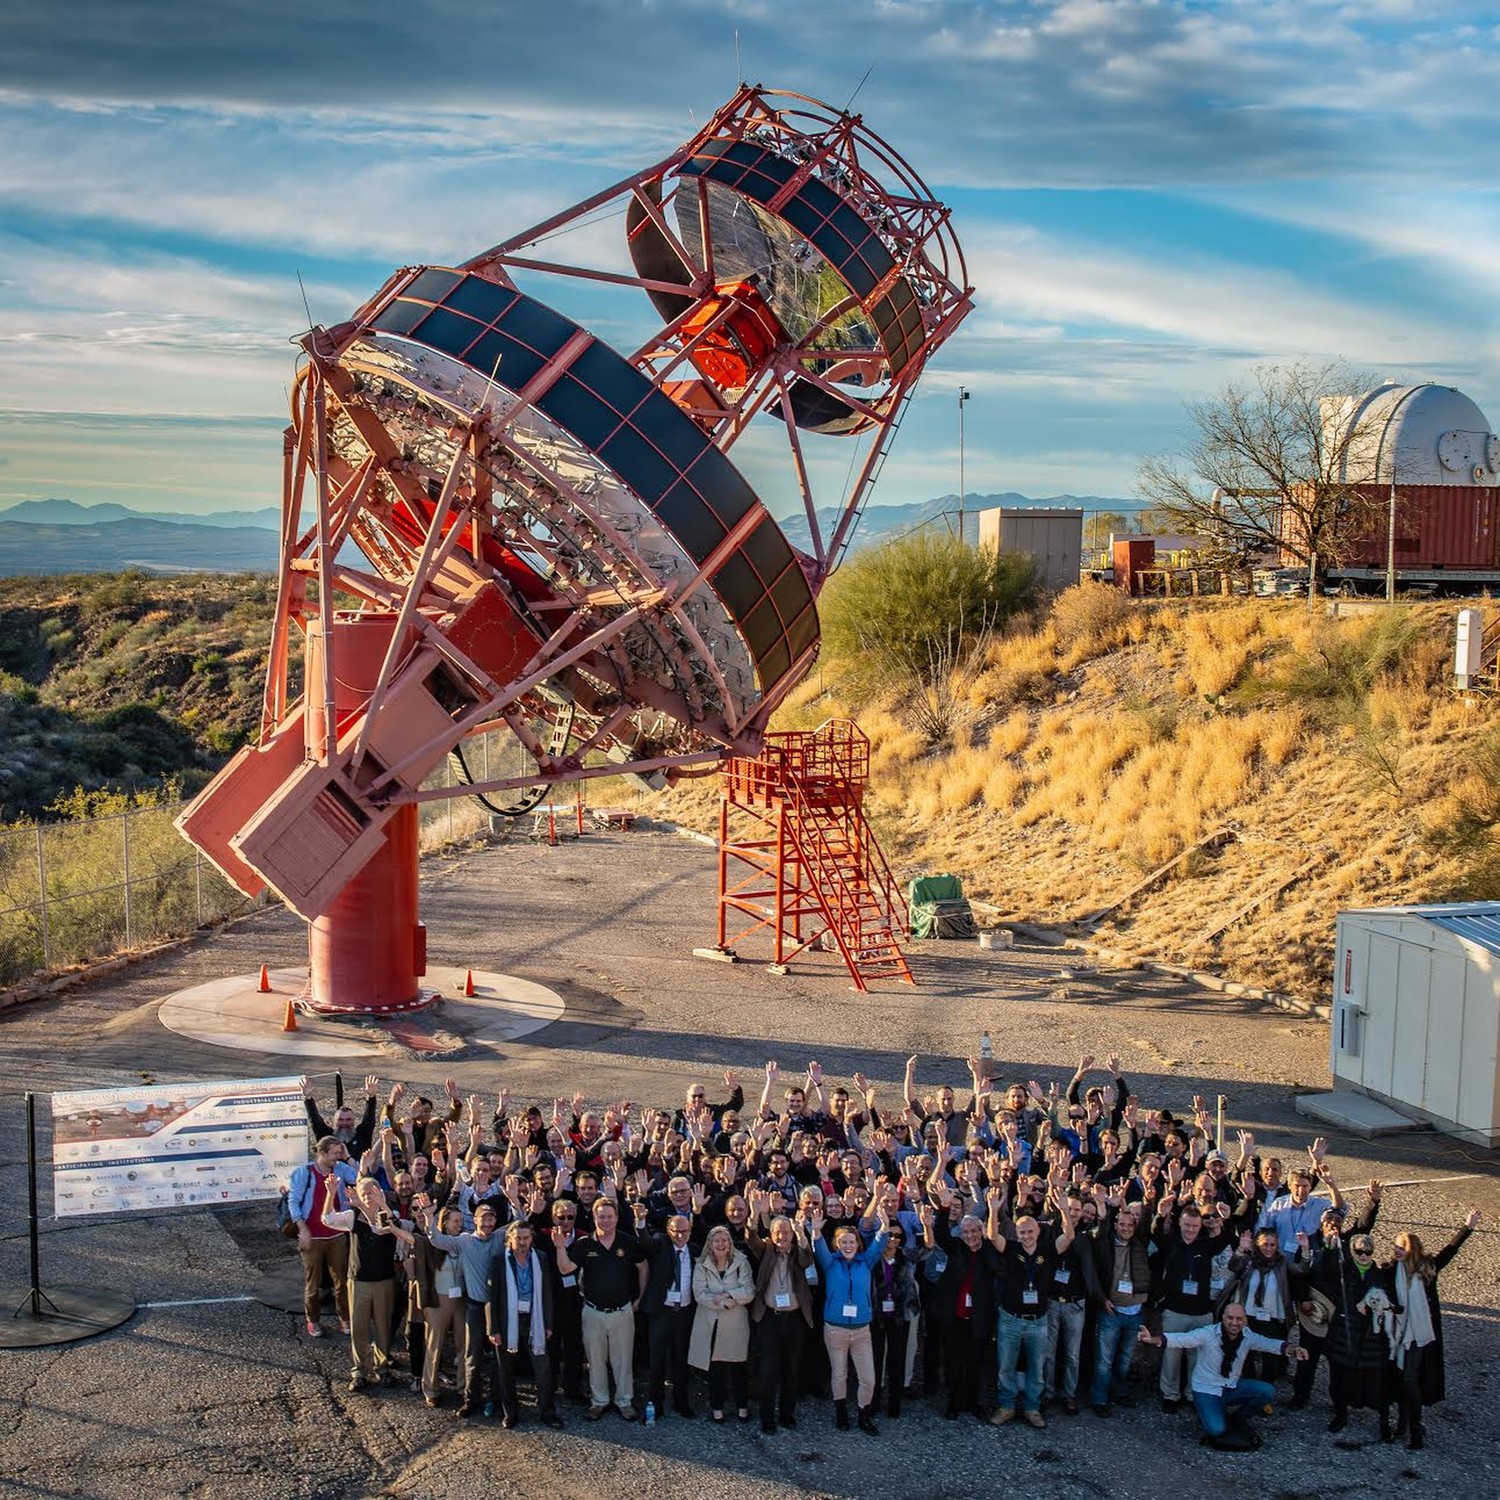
[1327,383,1499,486]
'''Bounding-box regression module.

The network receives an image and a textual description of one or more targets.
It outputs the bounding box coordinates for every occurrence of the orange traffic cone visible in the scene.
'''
[281,1000,299,1033]
[257,963,272,993]
[464,969,477,997]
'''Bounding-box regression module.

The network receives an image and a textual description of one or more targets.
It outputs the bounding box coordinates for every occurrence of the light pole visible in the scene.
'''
[957,386,970,543]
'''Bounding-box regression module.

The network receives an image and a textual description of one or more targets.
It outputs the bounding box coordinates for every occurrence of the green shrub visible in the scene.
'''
[819,531,1037,701]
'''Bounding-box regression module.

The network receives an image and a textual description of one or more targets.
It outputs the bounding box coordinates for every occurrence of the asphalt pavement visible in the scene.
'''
[1,827,1497,1499]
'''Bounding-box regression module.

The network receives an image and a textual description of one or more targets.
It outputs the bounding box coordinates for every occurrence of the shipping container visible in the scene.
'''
[1282,483,1500,573]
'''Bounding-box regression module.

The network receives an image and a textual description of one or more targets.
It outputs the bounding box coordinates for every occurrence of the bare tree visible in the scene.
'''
[1136,361,1384,587]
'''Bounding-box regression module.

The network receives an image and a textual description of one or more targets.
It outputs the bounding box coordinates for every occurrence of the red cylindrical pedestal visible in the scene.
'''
[303,615,431,1014]
[309,803,426,1012]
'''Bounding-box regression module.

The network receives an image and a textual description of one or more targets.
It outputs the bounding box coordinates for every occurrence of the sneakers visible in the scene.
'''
[990,1407,1016,1427]
[305,1321,324,1338]
[585,1404,608,1421]
[338,1320,351,1335]
[348,1375,367,1393]
[1022,1410,1046,1430]
[1161,1397,1182,1414]
[1063,1398,1079,1416]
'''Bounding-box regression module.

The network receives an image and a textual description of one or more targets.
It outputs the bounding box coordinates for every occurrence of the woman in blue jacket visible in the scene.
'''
[810,1203,889,1434]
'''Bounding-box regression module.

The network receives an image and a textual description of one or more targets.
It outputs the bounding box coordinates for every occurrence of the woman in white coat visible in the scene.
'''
[689,1224,756,1420]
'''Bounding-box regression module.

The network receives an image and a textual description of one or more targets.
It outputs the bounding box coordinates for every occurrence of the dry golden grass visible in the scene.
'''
[648,596,1500,1001]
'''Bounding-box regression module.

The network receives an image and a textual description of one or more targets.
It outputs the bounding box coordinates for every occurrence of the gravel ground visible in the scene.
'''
[1,827,1497,1500]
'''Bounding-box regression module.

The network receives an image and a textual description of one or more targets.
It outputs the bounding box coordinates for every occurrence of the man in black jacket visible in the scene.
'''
[301,1074,379,1157]
[1151,1203,1219,1411]
[635,1208,698,1418]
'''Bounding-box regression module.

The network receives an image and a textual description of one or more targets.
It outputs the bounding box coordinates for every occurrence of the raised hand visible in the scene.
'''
[1104,1054,1122,1074]
[723,1068,739,1089]
[1308,1136,1328,1164]
[363,1074,380,1097]
[1077,1054,1095,1074]
[1466,1208,1483,1230]
[808,1061,823,1085]
[443,1077,461,1101]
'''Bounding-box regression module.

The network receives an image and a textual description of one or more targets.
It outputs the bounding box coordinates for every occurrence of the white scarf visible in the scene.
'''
[1391,1262,1436,1363]
[504,1250,547,1356]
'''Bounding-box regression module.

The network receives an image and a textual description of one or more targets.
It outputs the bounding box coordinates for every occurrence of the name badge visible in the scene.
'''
[806,1266,818,1284]
[842,1303,858,1319]
[1054,1268,1071,1284]
[774,1291,793,1310]
[1022,1288,1039,1306]
[1117,1279,1133,1294]
[562,1274,577,1288]
[1181,1279,1199,1297]
[881,1298,895,1313]
[665,1289,681,1306]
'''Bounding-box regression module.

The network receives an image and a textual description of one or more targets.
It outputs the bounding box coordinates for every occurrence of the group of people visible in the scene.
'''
[283,1054,1481,1451]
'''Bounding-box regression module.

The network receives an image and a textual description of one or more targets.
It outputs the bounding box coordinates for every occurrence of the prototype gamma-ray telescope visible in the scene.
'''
[177,85,972,1013]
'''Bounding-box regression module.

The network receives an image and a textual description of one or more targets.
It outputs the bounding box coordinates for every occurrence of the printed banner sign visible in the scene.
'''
[51,1076,307,1218]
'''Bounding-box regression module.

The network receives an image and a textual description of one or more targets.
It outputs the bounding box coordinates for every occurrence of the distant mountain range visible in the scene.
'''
[0,498,280,531]
[0,491,1141,576]
[783,491,1143,552]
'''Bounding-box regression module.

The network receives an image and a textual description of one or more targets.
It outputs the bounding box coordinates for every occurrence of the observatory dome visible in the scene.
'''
[1327,383,1499,486]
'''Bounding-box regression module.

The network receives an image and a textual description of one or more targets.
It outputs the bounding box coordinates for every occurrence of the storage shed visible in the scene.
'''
[1331,902,1500,1146]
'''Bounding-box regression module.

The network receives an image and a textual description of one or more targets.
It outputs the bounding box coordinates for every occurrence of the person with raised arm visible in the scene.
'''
[989,1175,1075,1429]
[1382,1209,1482,1450]
[811,1199,890,1434]
[321,1161,416,1393]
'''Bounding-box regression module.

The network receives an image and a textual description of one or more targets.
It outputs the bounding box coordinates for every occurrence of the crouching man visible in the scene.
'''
[1138,1302,1308,1449]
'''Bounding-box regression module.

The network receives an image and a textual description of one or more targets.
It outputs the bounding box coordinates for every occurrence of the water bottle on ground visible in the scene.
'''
[644,1401,656,1427]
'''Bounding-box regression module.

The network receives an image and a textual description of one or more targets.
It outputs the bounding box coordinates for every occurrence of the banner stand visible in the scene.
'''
[1,1092,136,1350]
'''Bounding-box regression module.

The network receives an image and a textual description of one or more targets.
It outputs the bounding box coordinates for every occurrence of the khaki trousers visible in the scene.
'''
[582,1304,636,1408]
[824,1323,876,1407]
[421,1293,468,1398]
[350,1277,394,1381]
[300,1233,349,1325]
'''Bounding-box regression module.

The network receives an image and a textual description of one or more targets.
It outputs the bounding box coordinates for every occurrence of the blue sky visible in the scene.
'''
[0,0,1496,526]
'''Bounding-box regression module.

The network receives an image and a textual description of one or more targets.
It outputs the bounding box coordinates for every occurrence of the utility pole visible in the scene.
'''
[957,386,970,544]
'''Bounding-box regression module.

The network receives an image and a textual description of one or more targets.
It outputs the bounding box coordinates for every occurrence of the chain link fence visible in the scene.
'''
[0,802,265,988]
[0,729,626,990]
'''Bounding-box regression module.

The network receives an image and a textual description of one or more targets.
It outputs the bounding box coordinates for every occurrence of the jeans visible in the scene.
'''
[1158,1308,1213,1399]
[996,1311,1048,1412]
[1090,1305,1143,1407]
[1043,1300,1085,1400]
[1193,1378,1276,1437]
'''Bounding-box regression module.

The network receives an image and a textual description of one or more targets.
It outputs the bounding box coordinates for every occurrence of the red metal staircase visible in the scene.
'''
[714,719,912,991]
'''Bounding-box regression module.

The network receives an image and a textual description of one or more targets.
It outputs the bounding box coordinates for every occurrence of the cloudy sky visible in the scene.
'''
[1,0,1497,526]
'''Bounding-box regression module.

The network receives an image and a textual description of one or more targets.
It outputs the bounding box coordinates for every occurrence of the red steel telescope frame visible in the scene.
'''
[176,85,971,1013]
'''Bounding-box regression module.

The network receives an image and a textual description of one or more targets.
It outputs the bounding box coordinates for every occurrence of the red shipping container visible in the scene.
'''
[1285,484,1499,570]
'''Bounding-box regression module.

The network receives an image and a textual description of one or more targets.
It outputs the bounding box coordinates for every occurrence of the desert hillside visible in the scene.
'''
[653,588,1500,1004]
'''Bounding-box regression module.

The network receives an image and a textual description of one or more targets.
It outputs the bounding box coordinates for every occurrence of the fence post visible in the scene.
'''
[195,848,204,927]
[121,806,133,949]
[35,825,50,970]
[447,759,454,843]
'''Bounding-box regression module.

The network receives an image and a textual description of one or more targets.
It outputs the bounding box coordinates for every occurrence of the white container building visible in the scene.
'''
[1331,902,1500,1146]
